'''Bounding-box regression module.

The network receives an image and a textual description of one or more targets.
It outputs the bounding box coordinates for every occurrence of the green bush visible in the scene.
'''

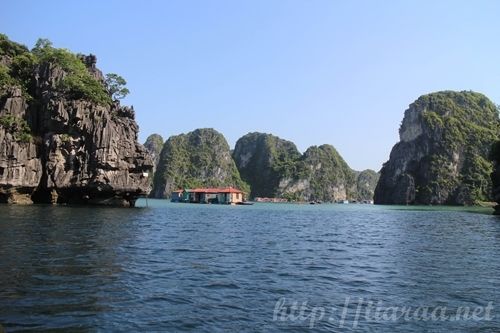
[32,38,111,105]
[1,35,124,106]
[60,69,111,105]
[0,35,36,99]
[0,64,14,86]
[0,64,17,97]
[490,141,500,163]
[422,111,444,130]
[0,115,32,142]
[0,33,29,57]
[10,53,36,87]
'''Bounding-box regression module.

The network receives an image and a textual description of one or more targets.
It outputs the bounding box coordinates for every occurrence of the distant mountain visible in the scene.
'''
[276,144,357,202]
[233,132,369,202]
[375,91,499,205]
[355,169,380,201]
[232,132,301,198]
[151,128,248,198]
[144,134,163,172]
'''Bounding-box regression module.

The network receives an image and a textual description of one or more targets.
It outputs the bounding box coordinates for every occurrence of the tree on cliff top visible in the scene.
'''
[30,37,112,105]
[2,35,132,106]
[105,73,130,100]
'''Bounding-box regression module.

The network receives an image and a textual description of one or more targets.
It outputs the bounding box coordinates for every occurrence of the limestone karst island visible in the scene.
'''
[1,1,500,331]
[0,35,152,206]
[1,34,500,212]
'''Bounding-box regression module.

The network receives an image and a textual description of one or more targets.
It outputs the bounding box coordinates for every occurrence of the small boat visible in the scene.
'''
[236,201,254,205]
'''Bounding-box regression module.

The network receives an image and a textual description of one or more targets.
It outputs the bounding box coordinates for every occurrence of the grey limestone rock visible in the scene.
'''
[0,51,153,206]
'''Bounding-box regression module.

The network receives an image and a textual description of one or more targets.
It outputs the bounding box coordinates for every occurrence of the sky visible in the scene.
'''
[2,0,500,171]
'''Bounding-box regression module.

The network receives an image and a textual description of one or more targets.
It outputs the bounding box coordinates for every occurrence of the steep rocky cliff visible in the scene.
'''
[151,128,248,198]
[233,132,372,202]
[355,169,379,201]
[0,35,153,206]
[144,133,163,172]
[374,91,499,205]
[232,132,301,198]
[490,142,500,214]
[277,144,356,202]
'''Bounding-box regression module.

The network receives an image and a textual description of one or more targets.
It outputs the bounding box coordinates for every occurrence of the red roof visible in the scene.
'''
[185,187,244,194]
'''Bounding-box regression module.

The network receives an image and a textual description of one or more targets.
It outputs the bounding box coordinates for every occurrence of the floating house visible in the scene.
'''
[171,187,245,204]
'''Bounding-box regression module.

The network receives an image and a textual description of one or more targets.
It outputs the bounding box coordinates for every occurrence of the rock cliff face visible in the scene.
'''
[0,35,153,206]
[233,132,373,202]
[374,91,499,205]
[151,128,248,198]
[144,134,163,172]
[490,142,500,214]
[355,169,379,201]
[232,132,301,198]
[277,144,356,202]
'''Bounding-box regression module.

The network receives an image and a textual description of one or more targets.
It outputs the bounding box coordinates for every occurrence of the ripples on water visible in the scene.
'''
[0,201,499,332]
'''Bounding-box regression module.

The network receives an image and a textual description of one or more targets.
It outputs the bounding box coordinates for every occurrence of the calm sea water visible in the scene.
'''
[0,200,499,332]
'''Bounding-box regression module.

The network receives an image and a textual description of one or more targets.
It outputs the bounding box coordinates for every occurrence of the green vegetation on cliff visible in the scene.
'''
[32,39,111,105]
[0,34,29,57]
[144,134,164,160]
[105,73,130,100]
[152,129,249,198]
[143,134,164,181]
[0,115,32,142]
[0,34,117,105]
[0,34,32,98]
[279,144,356,202]
[419,92,498,203]
[375,91,499,205]
[232,132,301,198]
[0,64,17,96]
[0,34,153,206]
[355,169,379,201]
[233,132,378,202]
[489,141,500,214]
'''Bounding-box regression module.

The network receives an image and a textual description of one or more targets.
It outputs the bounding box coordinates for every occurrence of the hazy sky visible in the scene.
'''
[2,0,500,170]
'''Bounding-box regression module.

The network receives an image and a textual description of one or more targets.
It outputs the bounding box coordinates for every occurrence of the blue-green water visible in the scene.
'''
[0,200,499,332]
